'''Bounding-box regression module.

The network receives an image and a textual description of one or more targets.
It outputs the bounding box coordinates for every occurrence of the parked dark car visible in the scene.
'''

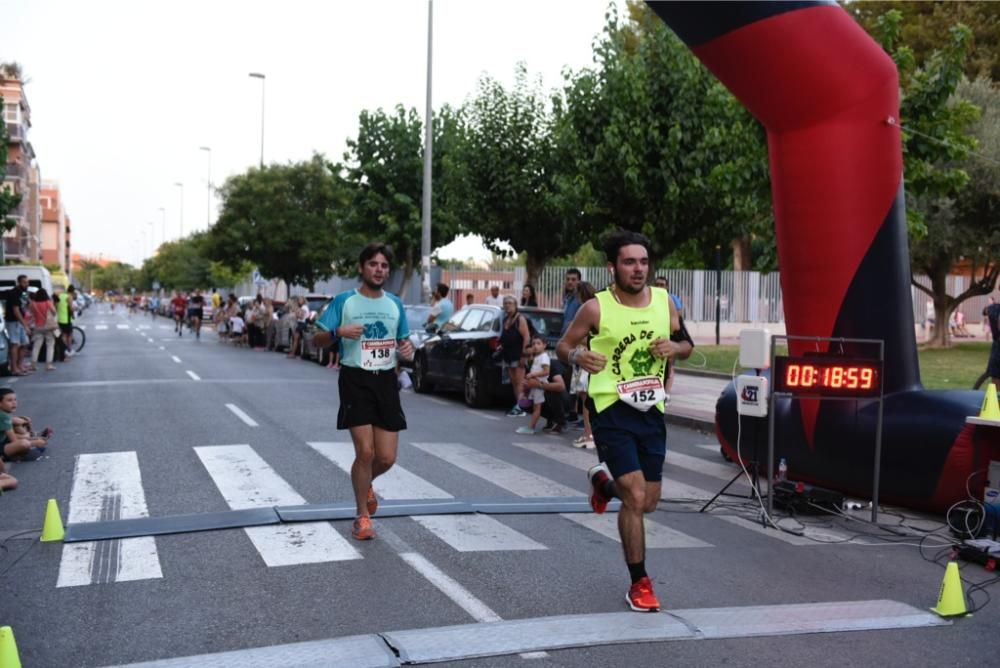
[411,305,563,408]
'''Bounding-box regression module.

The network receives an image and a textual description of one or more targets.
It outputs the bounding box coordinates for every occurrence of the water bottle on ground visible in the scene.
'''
[777,458,788,482]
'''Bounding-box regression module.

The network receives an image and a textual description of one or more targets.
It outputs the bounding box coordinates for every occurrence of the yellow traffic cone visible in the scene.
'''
[930,562,970,618]
[0,626,22,668]
[40,498,64,543]
[980,383,1000,421]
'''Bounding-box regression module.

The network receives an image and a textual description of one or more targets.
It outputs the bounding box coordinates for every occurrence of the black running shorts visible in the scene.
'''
[337,365,407,432]
[589,399,666,482]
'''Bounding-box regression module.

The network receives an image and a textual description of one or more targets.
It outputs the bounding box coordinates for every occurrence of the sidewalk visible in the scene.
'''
[665,370,730,431]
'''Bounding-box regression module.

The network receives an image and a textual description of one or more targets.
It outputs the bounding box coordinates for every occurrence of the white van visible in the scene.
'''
[0,265,54,296]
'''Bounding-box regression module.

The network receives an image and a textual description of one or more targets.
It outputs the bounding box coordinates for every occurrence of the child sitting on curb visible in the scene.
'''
[0,388,48,462]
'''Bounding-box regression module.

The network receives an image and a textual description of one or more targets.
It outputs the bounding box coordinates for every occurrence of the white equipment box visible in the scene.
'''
[736,376,769,417]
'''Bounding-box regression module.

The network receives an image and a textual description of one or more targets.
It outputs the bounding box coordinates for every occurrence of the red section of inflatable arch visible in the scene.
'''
[690,6,902,446]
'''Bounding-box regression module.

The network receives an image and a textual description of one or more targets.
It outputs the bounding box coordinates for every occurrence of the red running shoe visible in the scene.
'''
[626,576,661,612]
[352,515,375,540]
[587,463,612,514]
[367,486,378,516]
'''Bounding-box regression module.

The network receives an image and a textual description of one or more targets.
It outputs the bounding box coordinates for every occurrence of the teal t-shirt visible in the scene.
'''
[316,289,409,371]
[0,411,12,437]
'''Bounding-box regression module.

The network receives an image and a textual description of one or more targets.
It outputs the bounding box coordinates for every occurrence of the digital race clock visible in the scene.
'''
[772,356,882,398]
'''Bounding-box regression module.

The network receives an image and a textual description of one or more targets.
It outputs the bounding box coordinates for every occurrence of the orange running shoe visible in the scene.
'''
[352,515,375,540]
[587,463,613,514]
[367,486,378,515]
[626,576,661,612]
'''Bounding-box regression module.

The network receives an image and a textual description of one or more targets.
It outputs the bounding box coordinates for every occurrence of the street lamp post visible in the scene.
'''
[420,0,434,304]
[248,72,265,168]
[173,182,184,238]
[199,146,212,229]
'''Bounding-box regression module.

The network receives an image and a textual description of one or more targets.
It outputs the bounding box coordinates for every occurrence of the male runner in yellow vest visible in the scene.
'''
[557,230,693,612]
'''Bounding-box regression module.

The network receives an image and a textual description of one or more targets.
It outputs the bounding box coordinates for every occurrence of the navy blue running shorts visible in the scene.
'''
[589,399,666,482]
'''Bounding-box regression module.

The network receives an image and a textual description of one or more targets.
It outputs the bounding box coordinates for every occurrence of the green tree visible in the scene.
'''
[93,262,139,293]
[847,1,1000,81]
[207,155,347,290]
[340,104,464,296]
[558,2,773,270]
[911,76,1000,346]
[456,66,583,286]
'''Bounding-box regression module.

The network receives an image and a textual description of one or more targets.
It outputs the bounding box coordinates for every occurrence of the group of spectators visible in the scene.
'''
[4,274,79,376]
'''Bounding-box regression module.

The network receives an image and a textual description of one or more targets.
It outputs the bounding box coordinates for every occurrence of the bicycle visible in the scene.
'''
[67,325,86,354]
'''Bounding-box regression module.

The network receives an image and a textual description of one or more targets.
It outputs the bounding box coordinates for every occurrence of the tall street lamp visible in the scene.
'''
[248,72,265,168]
[173,182,184,238]
[420,0,434,304]
[199,146,212,229]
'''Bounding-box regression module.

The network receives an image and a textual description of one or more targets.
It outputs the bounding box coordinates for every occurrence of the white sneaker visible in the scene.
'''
[573,436,595,449]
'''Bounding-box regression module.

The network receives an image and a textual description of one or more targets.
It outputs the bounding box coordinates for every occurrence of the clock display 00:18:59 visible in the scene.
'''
[773,357,881,397]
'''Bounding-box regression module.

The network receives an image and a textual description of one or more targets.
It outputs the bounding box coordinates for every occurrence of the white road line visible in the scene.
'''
[186,370,201,381]
[57,452,163,588]
[147,338,155,343]
[226,403,259,427]
[170,355,182,364]
[95,325,108,330]
[666,450,742,482]
[78,324,86,330]
[116,324,129,330]
[465,409,502,421]
[508,440,715,502]
[425,397,451,407]
[158,346,165,350]
[411,442,712,549]
[308,442,545,552]
[399,552,502,622]
[194,445,360,565]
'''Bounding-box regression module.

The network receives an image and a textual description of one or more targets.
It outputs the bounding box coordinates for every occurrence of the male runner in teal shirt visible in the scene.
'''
[314,243,413,540]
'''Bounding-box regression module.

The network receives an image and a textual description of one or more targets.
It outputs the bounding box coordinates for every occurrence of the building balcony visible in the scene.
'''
[3,236,27,259]
[4,121,27,143]
[4,162,26,181]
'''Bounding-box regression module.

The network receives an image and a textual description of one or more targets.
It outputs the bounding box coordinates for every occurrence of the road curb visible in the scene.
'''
[664,412,715,432]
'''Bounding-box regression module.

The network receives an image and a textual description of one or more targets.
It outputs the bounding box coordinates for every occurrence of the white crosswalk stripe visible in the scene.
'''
[308,442,546,552]
[194,445,361,566]
[508,439,715,502]
[411,442,712,549]
[57,452,163,588]
[116,324,130,330]
[95,324,108,330]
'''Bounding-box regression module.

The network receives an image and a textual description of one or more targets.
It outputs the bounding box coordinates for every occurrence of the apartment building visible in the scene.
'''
[40,181,68,272]
[2,66,41,262]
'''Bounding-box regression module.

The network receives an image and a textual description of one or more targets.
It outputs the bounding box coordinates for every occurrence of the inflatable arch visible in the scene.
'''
[647,1,997,513]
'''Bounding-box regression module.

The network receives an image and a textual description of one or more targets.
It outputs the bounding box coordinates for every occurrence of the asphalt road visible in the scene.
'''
[0,305,996,667]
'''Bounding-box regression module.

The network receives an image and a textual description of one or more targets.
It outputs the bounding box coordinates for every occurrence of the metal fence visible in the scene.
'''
[230,264,994,326]
[441,265,785,323]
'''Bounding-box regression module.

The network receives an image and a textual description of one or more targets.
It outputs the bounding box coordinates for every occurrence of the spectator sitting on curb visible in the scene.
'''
[0,389,46,462]
[530,356,570,436]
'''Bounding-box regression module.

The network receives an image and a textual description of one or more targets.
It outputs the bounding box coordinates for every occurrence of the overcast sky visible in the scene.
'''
[2,0,619,267]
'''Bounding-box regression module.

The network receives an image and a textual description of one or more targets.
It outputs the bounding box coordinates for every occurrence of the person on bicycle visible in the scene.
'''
[171,291,188,337]
[188,290,205,340]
